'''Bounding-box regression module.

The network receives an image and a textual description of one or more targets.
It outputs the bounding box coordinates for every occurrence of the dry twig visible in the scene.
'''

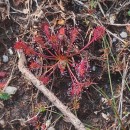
[17,51,86,130]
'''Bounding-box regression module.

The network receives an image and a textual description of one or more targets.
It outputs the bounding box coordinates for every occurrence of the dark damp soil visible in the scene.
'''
[0,0,130,130]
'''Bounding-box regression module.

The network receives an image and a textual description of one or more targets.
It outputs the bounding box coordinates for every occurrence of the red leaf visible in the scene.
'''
[0,82,6,89]
[84,79,96,87]
[57,55,67,74]
[79,26,105,52]
[57,27,65,40]
[70,28,78,44]
[0,72,7,78]
[49,35,59,50]
[41,23,50,38]
[29,62,41,69]
[70,82,82,96]
[41,124,46,130]
[38,76,50,85]
[24,47,37,55]
[14,41,37,55]
[75,59,89,77]
[69,79,94,96]
[33,36,45,48]
[49,35,57,43]
[92,26,105,41]
[14,41,27,50]
[59,27,65,35]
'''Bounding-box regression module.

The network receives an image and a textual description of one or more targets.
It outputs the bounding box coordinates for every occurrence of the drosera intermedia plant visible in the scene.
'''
[14,23,105,98]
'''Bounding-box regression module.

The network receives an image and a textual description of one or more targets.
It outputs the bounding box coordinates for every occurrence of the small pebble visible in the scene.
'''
[112,33,118,43]
[94,111,98,115]
[8,48,13,55]
[109,14,116,24]
[45,119,51,128]
[48,126,55,130]
[2,55,9,63]
[101,97,108,104]
[92,66,96,71]
[0,119,5,128]
[4,86,17,95]
[23,9,29,14]
[101,113,110,121]
[120,31,128,38]
[112,37,117,43]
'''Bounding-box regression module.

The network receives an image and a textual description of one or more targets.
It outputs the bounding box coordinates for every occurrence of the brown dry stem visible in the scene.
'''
[17,51,86,130]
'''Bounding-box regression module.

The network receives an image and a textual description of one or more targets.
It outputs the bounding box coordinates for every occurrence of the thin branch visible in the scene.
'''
[73,0,89,9]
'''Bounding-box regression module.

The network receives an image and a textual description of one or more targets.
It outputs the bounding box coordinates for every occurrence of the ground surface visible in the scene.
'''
[0,0,130,130]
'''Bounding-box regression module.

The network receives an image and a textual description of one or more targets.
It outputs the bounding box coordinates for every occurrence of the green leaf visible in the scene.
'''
[39,107,46,113]
[0,93,10,100]
[127,10,130,16]
[86,128,91,130]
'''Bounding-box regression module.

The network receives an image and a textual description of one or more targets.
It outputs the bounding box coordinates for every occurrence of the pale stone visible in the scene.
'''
[2,55,9,63]
[120,31,128,38]
[4,86,17,95]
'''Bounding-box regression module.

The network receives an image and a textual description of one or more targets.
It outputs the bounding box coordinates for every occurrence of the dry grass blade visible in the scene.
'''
[117,56,129,130]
